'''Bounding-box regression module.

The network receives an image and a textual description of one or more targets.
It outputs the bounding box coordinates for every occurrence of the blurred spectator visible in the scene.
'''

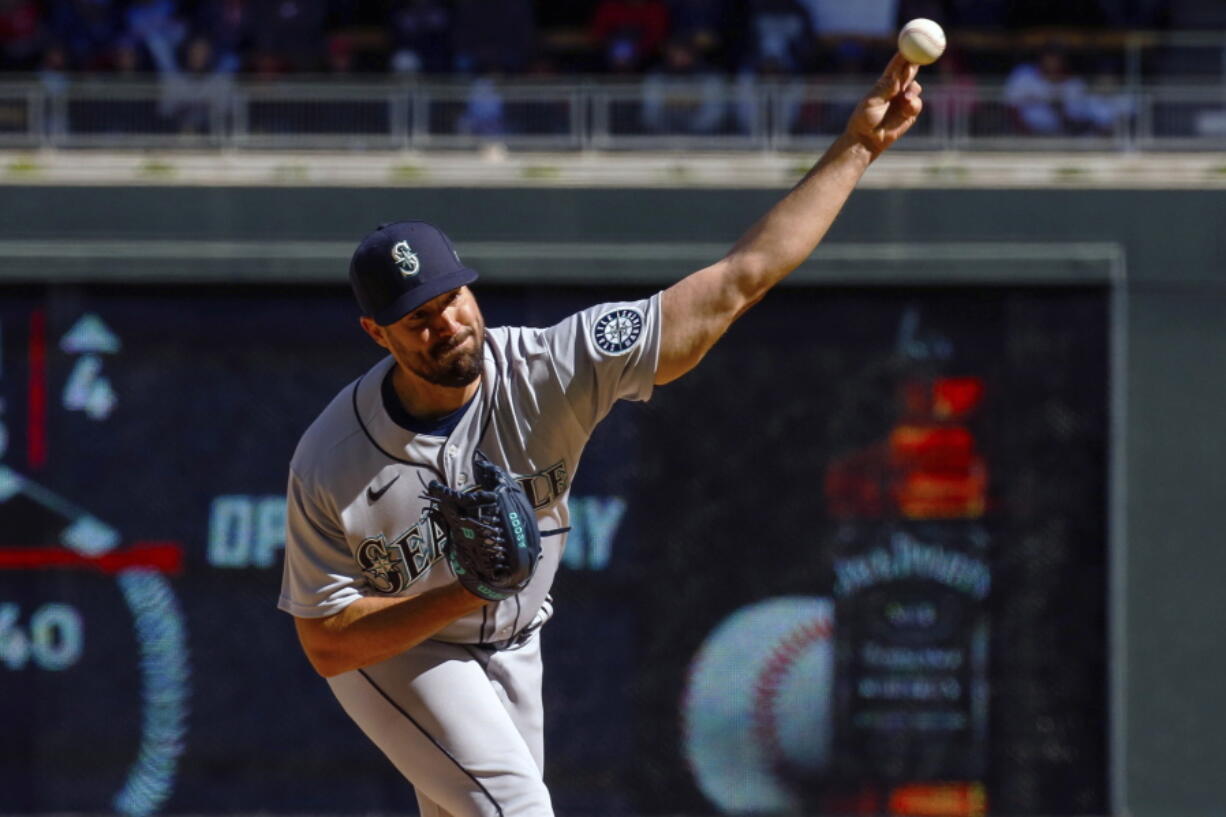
[160,35,232,133]
[1004,48,1118,135]
[591,0,669,73]
[252,0,326,74]
[456,75,505,136]
[926,46,979,129]
[325,32,354,75]
[194,0,252,73]
[803,0,906,74]
[111,37,144,74]
[511,54,573,134]
[0,0,44,70]
[743,0,813,73]
[124,0,186,73]
[50,0,119,71]
[734,54,806,134]
[389,0,451,75]
[39,42,69,138]
[666,0,732,67]
[40,40,69,87]
[1083,65,1134,131]
[0,0,1213,85]
[642,37,726,133]
[453,0,535,74]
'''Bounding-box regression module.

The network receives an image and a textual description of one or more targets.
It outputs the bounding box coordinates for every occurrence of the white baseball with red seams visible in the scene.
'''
[752,613,836,775]
[898,18,946,66]
[680,597,836,813]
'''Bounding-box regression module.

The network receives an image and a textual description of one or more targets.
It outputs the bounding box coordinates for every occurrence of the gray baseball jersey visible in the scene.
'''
[278,295,660,817]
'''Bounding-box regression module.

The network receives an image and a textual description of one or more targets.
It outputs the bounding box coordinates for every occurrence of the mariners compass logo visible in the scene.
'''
[593,307,644,354]
[391,241,421,277]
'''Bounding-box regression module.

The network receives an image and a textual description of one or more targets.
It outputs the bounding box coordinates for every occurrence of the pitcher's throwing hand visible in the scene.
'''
[847,53,926,159]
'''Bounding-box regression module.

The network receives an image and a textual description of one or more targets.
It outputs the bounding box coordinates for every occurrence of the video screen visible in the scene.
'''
[0,283,1108,816]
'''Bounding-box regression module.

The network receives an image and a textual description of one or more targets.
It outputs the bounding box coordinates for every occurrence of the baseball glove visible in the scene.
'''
[425,450,542,602]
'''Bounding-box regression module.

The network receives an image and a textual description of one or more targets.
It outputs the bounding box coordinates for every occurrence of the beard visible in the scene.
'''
[409,326,485,388]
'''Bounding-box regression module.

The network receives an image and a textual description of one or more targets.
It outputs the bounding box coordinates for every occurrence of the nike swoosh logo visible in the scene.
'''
[366,474,400,504]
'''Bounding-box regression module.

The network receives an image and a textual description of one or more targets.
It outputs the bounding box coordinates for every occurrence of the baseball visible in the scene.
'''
[898,18,946,66]
[681,597,836,813]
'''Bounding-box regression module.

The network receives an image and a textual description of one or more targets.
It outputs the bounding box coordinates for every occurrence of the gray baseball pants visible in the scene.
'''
[328,631,552,817]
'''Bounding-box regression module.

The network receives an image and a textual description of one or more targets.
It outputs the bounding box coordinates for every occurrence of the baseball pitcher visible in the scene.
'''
[279,55,924,817]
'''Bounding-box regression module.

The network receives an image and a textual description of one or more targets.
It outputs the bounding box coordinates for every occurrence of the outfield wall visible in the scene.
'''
[0,184,1222,817]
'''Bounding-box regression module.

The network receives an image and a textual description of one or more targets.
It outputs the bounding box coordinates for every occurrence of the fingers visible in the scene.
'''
[897,57,921,88]
[885,54,921,88]
[877,76,924,141]
[867,53,905,102]
[895,79,924,120]
[870,53,922,103]
[881,52,908,77]
[903,92,924,119]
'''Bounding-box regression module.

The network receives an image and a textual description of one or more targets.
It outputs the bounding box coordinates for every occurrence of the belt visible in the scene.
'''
[477,594,554,651]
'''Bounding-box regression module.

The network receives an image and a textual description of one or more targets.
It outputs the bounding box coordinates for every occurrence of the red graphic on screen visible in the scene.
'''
[889,781,987,817]
[27,309,47,470]
[824,376,987,520]
[0,542,183,575]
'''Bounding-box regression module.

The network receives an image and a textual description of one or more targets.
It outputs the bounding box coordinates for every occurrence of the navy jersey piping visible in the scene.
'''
[350,372,439,474]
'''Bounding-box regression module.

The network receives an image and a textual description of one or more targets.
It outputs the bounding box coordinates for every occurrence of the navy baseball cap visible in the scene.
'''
[349,220,479,326]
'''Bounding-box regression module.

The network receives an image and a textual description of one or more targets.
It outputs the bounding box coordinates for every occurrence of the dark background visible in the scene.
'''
[0,281,1107,815]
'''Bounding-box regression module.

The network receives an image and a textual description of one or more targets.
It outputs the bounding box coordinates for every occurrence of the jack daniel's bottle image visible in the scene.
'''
[822,311,991,817]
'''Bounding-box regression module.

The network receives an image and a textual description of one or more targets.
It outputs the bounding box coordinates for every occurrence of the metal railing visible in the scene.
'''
[2,76,1226,152]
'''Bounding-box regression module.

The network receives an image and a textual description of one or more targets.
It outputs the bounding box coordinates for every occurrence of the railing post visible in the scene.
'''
[47,86,68,148]
[953,86,965,152]
[570,87,584,150]
[1136,89,1153,149]
[230,88,247,149]
[27,86,44,149]
[931,86,948,150]
[209,90,225,149]
[411,86,428,149]
[590,87,609,150]
[768,82,785,152]
[389,89,409,150]
[759,81,774,152]
[1113,93,1131,152]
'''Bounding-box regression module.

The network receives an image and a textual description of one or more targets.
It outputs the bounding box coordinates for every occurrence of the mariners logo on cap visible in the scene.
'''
[391,241,421,277]
[593,307,644,354]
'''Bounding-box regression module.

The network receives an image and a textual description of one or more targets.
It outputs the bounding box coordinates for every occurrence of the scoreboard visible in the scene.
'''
[0,283,1109,816]
[0,286,383,814]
